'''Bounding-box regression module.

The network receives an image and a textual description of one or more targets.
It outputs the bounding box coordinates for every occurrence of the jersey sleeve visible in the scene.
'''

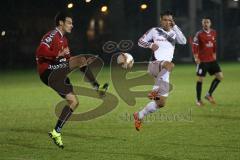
[41,35,53,48]
[213,31,217,53]
[36,44,58,59]
[172,25,187,44]
[192,32,200,55]
[36,34,58,58]
[138,28,154,48]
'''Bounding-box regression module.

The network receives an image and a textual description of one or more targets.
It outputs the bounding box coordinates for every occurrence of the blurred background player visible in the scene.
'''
[192,17,223,106]
[36,11,108,148]
[133,11,186,131]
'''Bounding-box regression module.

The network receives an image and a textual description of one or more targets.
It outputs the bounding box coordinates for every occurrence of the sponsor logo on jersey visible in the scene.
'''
[206,41,213,47]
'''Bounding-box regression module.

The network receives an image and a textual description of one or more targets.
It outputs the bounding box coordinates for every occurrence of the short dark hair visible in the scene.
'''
[160,10,174,18]
[55,11,73,26]
[202,16,212,20]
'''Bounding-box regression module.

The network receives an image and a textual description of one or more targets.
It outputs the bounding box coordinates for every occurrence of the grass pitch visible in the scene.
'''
[0,63,240,160]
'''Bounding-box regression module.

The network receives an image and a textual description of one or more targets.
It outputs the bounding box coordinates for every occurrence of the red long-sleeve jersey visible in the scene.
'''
[192,29,216,62]
[36,28,71,75]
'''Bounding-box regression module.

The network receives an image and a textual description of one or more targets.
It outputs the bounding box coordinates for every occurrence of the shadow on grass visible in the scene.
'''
[3,128,127,142]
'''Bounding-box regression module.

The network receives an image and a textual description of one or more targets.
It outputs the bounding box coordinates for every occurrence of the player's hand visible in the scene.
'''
[194,58,200,64]
[170,19,176,27]
[58,47,70,57]
[150,43,159,51]
[213,53,216,60]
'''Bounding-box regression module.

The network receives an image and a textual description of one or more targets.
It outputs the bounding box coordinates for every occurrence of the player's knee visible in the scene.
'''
[170,63,175,69]
[164,62,174,72]
[66,94,79,110]
[69,99,79,111]
[155,99,166,108]
[72,99,79,108]
[216,73,223,81]
[217,76,223,81]
[220,75,223,81]
[197,76,204,82]
[167,62,175,72]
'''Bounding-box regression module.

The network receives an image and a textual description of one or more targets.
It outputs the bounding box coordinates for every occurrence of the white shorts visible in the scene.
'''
[148,61,164,78]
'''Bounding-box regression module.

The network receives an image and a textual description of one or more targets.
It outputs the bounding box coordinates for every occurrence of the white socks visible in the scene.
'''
[138,101,158,119]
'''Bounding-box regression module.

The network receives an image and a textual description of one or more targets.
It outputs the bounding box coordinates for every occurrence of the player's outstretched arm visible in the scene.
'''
[172,25,187,45]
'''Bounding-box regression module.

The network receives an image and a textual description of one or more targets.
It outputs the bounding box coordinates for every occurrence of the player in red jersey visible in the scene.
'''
[192,17,223,106]
[36,11,108,148]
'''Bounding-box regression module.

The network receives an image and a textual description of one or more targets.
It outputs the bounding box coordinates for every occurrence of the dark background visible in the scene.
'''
[0,0,239,70]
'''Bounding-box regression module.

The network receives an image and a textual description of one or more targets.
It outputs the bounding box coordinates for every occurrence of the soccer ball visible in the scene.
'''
[117,53,134,69]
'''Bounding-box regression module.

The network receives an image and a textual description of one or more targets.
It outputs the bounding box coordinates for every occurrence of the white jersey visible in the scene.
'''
[138,25,186,61]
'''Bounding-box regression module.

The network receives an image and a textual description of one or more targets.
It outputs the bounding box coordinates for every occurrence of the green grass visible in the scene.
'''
[0,63,240,160]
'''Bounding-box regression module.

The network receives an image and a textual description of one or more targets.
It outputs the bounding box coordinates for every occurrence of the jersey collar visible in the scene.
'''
[203,28,211,34]
[159,27,172,33]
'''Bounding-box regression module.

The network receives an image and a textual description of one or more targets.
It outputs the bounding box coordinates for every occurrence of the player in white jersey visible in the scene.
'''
[134,11,187,131]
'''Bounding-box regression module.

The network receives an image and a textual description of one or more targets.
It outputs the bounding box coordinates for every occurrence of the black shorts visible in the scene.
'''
[40,66,73,98]
[196,61,221,77]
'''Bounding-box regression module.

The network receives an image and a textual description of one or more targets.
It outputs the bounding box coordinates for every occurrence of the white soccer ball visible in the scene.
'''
[117,53,134,69]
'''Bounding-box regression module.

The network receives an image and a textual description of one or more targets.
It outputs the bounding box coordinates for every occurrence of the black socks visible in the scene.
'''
[208,78,220,96]
[196,81,202,101]
[55,105,73,133]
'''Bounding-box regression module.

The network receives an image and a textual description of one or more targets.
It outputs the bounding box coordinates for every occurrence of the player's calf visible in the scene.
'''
[52,93,77,138]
